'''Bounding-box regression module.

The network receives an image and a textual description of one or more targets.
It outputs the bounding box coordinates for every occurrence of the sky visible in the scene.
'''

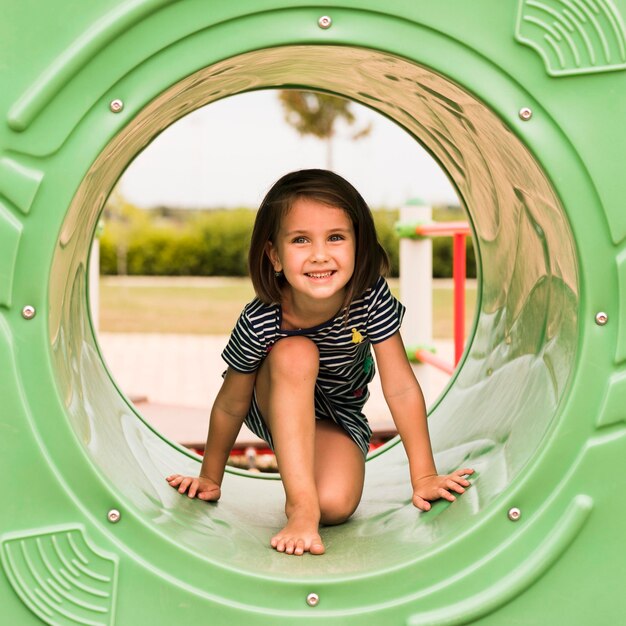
[118,90,459,210]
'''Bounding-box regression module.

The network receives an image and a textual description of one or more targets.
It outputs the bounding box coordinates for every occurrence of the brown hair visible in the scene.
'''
[248,169,389,310]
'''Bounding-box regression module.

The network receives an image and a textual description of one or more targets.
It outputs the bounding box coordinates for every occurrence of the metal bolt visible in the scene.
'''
[508,507,521,522]
[22,305,36,320]
[107,509,121,523]
[519,107,532,121]
[595,312,608,326]
[318,15,332,29]
[109,99,124,113]
[306,593,320,607]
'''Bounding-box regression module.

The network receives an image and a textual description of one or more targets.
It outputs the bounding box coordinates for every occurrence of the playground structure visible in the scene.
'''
[1,1,625,624]
[397,202,472,378]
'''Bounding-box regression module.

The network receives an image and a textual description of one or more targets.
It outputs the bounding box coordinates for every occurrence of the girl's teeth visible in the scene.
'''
[308,272,332,278]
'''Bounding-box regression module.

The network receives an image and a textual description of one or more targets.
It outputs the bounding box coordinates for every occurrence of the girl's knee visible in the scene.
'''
[319,491,359,526]
[268,336,319,375]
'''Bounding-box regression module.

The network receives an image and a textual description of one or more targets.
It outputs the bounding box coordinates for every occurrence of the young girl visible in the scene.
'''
[166,169,473,556]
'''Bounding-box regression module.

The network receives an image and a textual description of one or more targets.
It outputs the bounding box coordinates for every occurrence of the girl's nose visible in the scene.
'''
[310,243,329,262]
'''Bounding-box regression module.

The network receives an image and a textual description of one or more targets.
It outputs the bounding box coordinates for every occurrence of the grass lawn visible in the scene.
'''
[98,276,477,338]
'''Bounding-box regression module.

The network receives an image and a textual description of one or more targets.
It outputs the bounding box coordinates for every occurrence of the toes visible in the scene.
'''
[270,534,286,552]
[270,534,324,555]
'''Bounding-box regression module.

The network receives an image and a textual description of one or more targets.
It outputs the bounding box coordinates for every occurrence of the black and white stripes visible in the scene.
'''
[222,276,405,455]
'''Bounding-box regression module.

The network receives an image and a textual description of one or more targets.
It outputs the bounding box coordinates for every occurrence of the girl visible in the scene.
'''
[166,169,473,556]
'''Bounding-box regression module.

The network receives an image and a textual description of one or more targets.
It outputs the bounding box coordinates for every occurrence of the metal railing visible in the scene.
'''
[396,214,471,376]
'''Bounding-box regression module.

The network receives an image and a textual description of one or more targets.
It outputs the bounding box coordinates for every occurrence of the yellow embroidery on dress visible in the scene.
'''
[351,328,364,344]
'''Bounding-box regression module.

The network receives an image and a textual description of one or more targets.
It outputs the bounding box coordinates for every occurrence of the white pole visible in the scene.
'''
[400,199,432,403]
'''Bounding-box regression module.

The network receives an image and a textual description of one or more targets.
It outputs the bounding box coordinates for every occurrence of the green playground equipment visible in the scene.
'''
[1,1,625,624]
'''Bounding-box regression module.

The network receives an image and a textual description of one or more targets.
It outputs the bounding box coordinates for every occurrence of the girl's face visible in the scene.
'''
[267,197,356,308]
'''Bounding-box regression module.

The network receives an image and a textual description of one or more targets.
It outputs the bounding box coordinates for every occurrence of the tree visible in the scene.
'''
[278,91,371,169]
[102,190,150,275]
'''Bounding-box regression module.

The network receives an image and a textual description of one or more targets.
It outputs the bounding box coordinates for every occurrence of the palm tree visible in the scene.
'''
[278,91,371,169]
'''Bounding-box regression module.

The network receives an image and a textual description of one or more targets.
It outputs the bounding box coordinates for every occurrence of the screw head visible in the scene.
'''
[109,99,124,113]
[519,107,532,121]
[306,592,320,607]
[22,305,36,320]
[508,507,521,522]
[107,509,121,523]
[595,312,608,326]
[318,15,332,29]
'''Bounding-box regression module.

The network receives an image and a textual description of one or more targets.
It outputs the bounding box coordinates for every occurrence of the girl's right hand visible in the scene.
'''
[165,474,221,501]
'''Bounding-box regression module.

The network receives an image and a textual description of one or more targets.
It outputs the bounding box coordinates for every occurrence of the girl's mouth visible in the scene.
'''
[306,271,335,279]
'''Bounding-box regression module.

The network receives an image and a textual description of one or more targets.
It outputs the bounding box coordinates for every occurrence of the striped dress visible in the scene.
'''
[221,276,405,456]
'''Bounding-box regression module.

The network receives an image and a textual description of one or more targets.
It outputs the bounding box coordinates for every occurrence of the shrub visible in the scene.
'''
[98,205,476,278]
[372,210,400,277]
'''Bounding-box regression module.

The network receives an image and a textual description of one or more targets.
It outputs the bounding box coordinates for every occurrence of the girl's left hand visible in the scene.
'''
[412,468,474,511]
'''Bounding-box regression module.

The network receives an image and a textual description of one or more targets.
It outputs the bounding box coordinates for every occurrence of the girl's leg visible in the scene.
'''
[255,336,325,556]
[314,419,365,526]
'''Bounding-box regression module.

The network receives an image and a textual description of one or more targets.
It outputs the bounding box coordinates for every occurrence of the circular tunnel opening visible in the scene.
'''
[49,46,578,578]
[90,86,471,460]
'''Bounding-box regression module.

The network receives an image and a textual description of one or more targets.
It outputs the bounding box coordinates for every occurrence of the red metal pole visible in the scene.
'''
[453,233,466,364]
[413,222,471,237]
[414,349,455,375]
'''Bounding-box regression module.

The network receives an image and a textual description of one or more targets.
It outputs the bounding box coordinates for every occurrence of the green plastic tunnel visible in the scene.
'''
[1,1,625,624]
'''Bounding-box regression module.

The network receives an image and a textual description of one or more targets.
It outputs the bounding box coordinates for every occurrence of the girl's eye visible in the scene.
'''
[328,234,345,242]
[292,236,308,244]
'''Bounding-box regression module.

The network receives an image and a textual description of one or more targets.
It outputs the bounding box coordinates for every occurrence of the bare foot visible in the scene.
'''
[271,507,325,556]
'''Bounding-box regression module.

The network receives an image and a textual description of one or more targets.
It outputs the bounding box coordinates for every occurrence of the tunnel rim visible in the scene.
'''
[46,42,581,587]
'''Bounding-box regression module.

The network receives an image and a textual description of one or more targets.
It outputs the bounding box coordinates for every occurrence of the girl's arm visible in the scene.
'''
[166,367,256,500]
[372,332,473,510]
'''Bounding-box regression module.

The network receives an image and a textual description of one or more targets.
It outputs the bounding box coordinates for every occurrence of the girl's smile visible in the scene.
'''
[267,197,356,320]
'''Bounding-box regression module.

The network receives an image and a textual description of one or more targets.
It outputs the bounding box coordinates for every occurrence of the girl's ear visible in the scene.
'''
[265,241,282,272]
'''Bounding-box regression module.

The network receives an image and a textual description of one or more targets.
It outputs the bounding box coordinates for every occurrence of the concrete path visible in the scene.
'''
[98,333,454,448]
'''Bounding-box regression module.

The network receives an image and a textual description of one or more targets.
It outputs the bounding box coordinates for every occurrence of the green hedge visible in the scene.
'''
[100,209,254,276]
[99,207,476,278]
